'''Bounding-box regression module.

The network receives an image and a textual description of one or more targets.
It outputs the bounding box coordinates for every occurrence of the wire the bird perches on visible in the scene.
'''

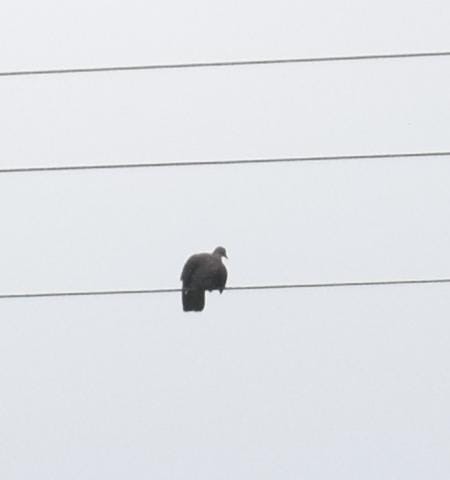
[0,277,449,300]
[1,50,449,78]
[0,151,449,175]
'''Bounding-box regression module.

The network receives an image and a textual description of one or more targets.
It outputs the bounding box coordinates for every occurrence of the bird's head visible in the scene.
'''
[213,246,228,259]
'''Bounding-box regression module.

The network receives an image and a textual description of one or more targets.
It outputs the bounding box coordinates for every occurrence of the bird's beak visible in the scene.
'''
[224,254,228,259]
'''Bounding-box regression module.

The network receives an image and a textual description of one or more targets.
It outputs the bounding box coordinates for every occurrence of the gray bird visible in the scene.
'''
[181,246,228,312]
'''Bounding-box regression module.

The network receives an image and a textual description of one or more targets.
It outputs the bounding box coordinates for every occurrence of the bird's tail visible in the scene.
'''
[182,289,205,312]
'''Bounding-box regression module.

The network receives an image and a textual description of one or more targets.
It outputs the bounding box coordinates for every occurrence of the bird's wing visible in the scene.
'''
[216,264,228,291]
[181,254,203,286]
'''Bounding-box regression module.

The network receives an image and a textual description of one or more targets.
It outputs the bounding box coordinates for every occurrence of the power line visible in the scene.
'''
[1,151,449,175]
[1,51,449,78]
[1,277,449,300]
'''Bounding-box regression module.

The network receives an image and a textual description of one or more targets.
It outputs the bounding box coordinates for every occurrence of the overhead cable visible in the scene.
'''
[1,151,449,175]
[1,51,449,78]
[1,277,449,300]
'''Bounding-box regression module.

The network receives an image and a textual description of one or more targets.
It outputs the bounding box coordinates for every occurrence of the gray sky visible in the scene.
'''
[1,0,450,478]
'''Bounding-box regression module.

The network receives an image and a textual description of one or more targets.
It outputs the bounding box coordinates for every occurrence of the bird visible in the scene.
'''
[180,246,228,312]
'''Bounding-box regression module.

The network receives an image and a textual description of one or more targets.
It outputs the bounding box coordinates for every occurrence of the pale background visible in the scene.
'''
[0,1,449,478]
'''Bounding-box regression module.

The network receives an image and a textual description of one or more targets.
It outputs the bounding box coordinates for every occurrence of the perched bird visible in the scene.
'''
[181,246,228,312]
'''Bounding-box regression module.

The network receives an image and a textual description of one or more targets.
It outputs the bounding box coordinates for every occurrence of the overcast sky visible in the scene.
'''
[1,1,450,478]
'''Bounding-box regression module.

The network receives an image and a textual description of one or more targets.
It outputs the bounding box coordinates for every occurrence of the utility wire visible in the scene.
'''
[1,51,449,78]
[1,278,449,300]
[1,151,449,175]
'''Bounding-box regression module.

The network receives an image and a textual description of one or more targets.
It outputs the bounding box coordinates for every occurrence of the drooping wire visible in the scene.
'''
[1,277,449,300]
[1,51,449,78]
[0,151,449,175]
